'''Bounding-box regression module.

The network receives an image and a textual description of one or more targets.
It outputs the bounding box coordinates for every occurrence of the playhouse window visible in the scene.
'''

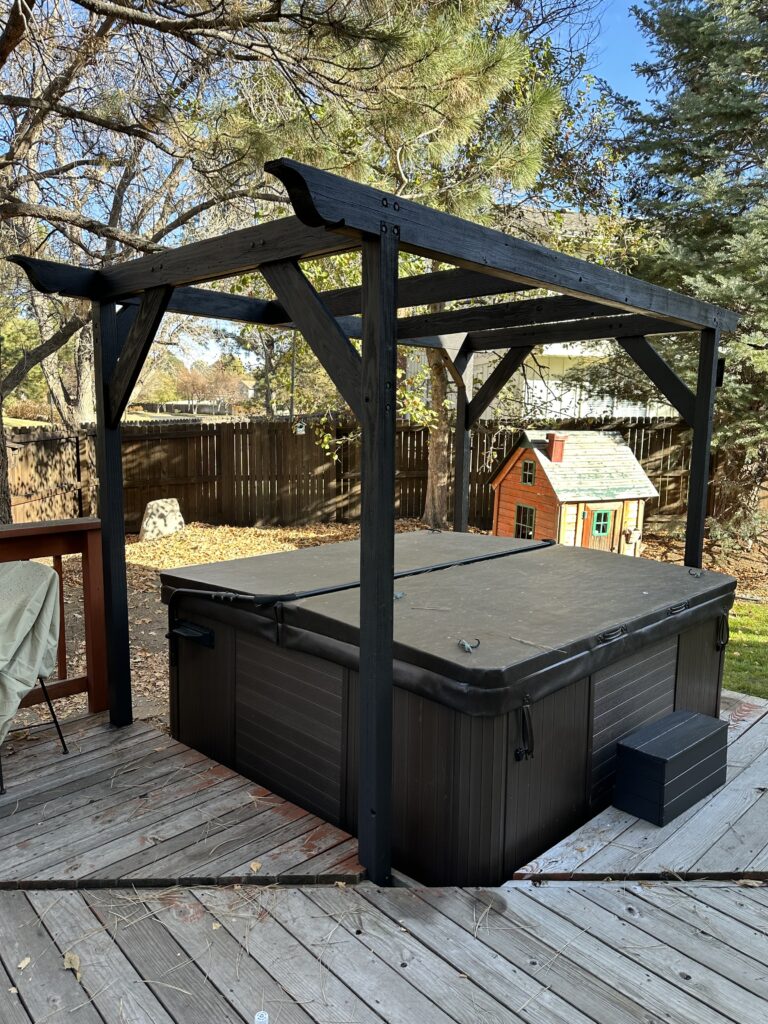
[521,459,536,485]
[515,505,536,539]
[592,510,612,536]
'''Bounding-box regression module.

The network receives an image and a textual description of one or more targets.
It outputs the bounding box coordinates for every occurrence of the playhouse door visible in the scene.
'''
[582,504,621,552]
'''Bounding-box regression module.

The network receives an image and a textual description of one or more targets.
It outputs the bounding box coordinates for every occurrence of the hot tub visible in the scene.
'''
[161,532,735,885]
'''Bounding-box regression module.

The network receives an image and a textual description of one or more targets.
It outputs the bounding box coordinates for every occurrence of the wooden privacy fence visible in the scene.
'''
[8,416,698,531]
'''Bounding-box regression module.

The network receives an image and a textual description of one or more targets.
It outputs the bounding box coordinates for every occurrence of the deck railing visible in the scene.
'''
[0,517,109,713]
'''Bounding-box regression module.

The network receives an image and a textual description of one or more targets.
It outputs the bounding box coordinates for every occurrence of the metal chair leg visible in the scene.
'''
[38,677,68,755]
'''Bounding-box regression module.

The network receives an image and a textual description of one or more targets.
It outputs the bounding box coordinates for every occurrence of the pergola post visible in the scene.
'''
[357,230,399,885]
[451,344,473,533]
[685,326,721,568]
[92,302,133,727]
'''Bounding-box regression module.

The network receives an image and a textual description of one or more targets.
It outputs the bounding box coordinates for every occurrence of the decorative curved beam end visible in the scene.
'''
[264,158,346,230]
[7,255,100,298]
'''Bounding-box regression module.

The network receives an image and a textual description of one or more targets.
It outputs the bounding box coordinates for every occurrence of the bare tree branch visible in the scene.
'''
[0,0,36,72]
[0,198,165,250]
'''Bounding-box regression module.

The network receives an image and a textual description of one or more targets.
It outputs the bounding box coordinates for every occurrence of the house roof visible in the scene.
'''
[492,430,659,502]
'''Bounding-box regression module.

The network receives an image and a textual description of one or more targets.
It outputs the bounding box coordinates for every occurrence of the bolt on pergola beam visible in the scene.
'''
[266,159,739,333]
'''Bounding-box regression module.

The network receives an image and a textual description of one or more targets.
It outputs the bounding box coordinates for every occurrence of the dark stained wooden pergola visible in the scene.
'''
[10,159,739,885]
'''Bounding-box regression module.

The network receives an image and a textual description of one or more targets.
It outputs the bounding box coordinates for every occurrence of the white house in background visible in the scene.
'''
[470,343,675,420]
[407,341,674,420]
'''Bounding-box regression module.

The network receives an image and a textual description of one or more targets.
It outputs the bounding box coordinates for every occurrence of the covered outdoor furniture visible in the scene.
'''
[0,562,68,793]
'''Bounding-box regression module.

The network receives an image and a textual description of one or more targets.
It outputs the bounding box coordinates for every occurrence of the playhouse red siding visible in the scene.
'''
[493,448,559,541]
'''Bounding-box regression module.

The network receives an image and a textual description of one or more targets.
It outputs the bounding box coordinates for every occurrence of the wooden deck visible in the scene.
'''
[516,691,768,880]
[2,698,768,1021]
[0,713,362,887]
[1,880,767,1023]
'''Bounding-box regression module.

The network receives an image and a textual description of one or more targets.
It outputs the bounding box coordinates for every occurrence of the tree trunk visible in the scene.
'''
[262,335,275,418]
[421,347,450,529]
[0,399,12,524]
[75,335,96,424]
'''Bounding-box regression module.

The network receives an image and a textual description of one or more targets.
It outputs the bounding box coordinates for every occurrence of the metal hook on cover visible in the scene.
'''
[457,638,480,653]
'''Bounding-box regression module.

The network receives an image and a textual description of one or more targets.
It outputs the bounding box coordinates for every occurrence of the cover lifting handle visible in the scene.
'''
[716,614,730,651]
[515,695,535,762]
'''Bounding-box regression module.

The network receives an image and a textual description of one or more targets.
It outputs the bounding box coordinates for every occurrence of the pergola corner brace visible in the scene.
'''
[260,260,364,419]
[616,335,696,427]
[106,286,173,428]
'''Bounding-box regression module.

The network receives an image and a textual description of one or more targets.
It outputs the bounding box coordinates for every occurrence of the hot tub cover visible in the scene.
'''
[162,532,736,716]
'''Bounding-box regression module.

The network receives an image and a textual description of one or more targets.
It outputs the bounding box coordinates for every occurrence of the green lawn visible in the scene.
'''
[5,416,52,428]
[724,600,768,699]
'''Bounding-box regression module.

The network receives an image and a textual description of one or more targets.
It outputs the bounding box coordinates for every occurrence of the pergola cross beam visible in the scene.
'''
[266,159,738,333]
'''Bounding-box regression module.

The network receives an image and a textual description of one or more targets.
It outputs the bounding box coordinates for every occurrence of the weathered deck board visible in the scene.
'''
[0,714,362,887]
[515,691,768,880]
[2,882,766,1024]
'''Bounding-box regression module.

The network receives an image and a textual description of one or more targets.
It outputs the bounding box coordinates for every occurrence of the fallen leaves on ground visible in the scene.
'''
[63,951,81,981]
[125,519,422,571]
[642,535,768,599]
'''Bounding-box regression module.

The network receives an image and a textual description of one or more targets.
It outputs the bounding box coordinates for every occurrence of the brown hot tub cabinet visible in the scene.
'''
[161,532,735,886]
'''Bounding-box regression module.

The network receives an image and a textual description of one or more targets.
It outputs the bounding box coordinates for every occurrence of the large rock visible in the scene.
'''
[139,498,185,542]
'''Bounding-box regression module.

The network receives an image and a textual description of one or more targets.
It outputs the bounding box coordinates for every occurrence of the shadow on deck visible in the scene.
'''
[0,713,362,888]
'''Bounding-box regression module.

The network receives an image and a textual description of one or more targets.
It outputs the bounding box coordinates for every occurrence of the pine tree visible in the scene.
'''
[621,0,768,535]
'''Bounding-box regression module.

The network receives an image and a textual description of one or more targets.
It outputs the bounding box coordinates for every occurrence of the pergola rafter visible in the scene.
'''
[9,159,739,888]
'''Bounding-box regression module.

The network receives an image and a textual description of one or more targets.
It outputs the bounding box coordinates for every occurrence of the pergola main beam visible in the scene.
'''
[8,257,527,326]
[266,159,738,332]
[7,255,696,351]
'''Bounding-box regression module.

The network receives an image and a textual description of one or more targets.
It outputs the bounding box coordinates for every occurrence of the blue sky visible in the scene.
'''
[593,0,653,104]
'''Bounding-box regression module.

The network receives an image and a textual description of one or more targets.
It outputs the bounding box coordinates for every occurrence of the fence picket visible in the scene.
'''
[7,416,704,531]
